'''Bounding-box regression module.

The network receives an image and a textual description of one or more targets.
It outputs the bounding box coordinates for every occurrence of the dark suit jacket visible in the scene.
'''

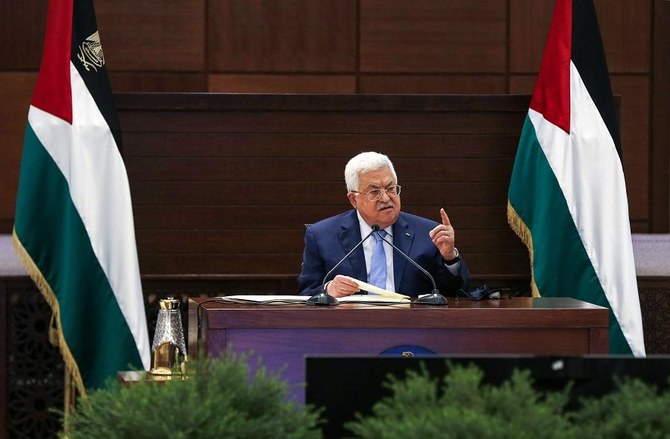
[298,209,469,297]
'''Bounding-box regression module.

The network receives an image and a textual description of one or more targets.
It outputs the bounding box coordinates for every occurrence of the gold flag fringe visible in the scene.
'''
[506,201,540,297]
[12,228,88,412]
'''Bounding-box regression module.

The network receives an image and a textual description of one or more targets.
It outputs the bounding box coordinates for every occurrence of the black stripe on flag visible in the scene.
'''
[70,0,122,152]
[571,0,622,158]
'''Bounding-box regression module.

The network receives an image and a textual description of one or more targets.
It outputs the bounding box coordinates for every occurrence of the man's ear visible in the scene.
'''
[347,192,357,209]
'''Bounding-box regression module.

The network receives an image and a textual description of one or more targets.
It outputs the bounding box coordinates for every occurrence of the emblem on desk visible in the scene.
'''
[380,345,435,357]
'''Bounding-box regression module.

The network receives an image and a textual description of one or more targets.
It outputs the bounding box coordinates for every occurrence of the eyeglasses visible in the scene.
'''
[352,185,402,201]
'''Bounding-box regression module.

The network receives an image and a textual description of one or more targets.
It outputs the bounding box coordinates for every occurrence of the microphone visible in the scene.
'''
[374,229,448,306]
[306,225,380,306]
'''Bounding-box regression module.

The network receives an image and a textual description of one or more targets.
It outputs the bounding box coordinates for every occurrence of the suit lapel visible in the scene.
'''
[338,210,367,281]
[392,214,415,290]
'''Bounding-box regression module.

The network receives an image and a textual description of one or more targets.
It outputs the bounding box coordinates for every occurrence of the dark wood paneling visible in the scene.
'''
[595,0,651,73]
[208,0,357,72]
[0,73,36,228]
[611,76,650,226]
[0,0,47,70]
[95,0,206,71]
[0,220,13,234]
[133,205,344,230]
[115,92,531,111]
[509,0,554,73]
[360,0,507,73]
[208,74,357,93]
[110,73,207,93]
[508,75,536,94]
[122,132,522,158]
[139,253,301,275]
[359,75,507,94]
[126,157,514,182]
[120,111,525,134]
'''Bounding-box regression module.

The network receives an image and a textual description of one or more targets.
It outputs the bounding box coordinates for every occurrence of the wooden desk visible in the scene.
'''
[188,297,608,401]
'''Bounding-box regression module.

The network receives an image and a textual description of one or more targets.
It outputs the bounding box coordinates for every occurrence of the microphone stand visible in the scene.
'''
[307,226,380,306]
[376,230,448,306]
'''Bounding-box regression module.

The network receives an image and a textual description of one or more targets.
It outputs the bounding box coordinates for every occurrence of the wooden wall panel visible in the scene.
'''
[358,75,507,94]
[117,93,530,279]
[360,0,507,73]
[122,132,521,158]
[95,0,206,71]
[208,0,357,72]
[119,111,524,135]
[208,74,357,93]
[595,0,650,73]
[508,75,536,94]
[509,0,553,73]
[611,76,650,230]
[0,73,36,233]
[110,73,207,93]
[0,0,47,70]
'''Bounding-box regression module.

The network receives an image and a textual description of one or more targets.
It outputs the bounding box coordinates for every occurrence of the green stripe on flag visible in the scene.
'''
[14,123,143,389]
[509,116,631,355]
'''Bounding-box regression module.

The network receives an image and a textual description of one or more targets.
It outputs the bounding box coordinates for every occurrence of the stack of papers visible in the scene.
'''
[217,276,411,304]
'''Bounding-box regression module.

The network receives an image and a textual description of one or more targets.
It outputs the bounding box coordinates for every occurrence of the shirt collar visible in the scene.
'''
[356,211,393,238]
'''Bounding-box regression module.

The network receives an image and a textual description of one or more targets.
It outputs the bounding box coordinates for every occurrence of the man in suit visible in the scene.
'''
[298,151,469,298]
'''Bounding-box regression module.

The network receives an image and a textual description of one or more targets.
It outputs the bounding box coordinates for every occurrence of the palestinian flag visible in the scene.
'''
[507,0,645,356]
[13,0,150,397]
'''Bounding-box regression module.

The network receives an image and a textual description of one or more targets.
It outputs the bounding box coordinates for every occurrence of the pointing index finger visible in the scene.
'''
[440,208,451,226]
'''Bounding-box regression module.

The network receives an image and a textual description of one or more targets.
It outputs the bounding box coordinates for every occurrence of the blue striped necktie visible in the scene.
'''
[369,230,387,289]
